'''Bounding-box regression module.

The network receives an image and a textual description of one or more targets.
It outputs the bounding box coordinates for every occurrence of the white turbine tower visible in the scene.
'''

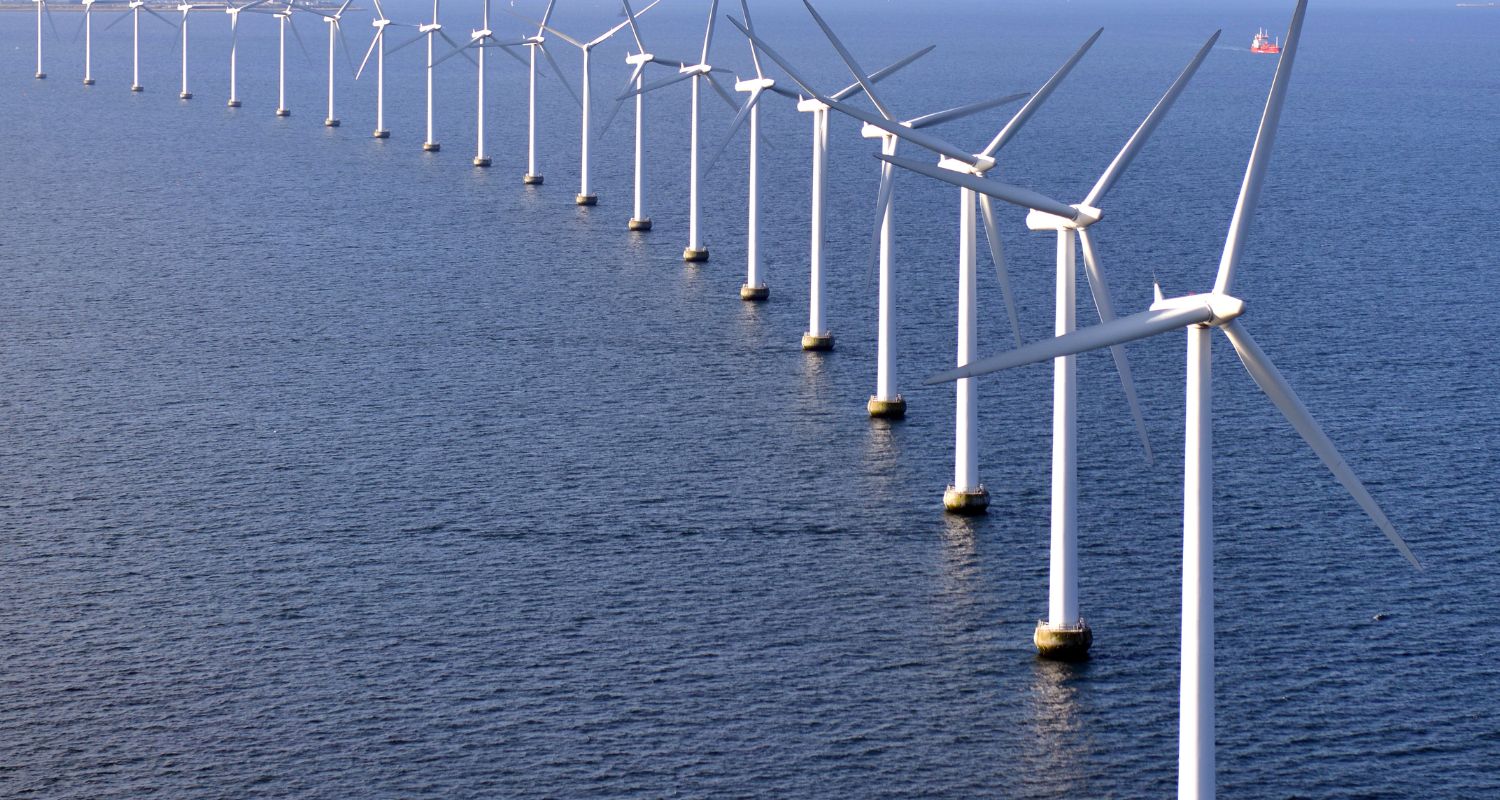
[432,0,528,167]
[598,0,694,230]
[354,0,412,139]
[790,44,935,351]
[270,1,313,117]
[510,1,657,205]
[79,0,97,85]
[121,0,177,92]
[33,0,57,80]
[388,0,470,152]
[225,0,269,107]
[297,0,356,127]
[885,32,1221,659]
[705,0,800,300]
[508,0,576,186]
[926,8,1420,797]
[176,3,197,99]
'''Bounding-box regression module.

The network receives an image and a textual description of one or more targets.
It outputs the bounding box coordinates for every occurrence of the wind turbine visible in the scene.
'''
[225,0,269,107]
[882,31,1220,659]
[788,43,936,350]
[176,2,197,99]
[926,7,1420,797]
[732,12,1117,514]
[624,0,740,262]
[505,0,575,185]
[704,0,802,298]
[294,0,356,126]
[33,0,57,80]
[601,0,693,230]
[270,1,312,116]
[354,0,411,138]
[123,0,177,92]
[387,0,470,152]
[79,0,96,85]
[431,0,528,167]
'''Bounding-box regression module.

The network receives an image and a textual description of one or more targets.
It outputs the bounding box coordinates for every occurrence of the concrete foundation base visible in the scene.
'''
[35,72,46,80]
[130,84,143,93]
[628,217,653,231]
[683,247,709,263]
[867,395,906,419]
[942,485,990,515]
[801,332,834,351]
[84,78,96,86]
[275,107,290,117]
[740,284,769,301]
[179,91,192,99]
[523,173,543,185]
[575,194,598,206]
[324,118,340,127]
[1034,621,1093,661]
[423,141,440,152]
[372,129,390,139]
[473,156,491,167]
[227,99,241,108]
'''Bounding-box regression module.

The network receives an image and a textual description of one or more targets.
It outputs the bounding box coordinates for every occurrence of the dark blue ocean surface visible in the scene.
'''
[1,1,1497,797]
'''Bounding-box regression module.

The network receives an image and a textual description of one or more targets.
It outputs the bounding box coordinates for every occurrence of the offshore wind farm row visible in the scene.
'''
[8,1,1423,798]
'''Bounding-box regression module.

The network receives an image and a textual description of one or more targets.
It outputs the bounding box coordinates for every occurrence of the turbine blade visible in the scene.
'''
[540,44,579,105]
[699,0,719,66]
[540,23,585,49]
[703,87,763,175]
[906,91,1029,130]
[289,18,314,66]
[620,0,646,52]
[926,302,1214,385]
[979,195,1024,349]
[1078,228,1153,465]
[1214,0,1307,296]
[335,0,352,17]
[439,29,478,67]
[766,84,801,101]
[623,68,692,99]
[102,8,131,33]
[981,27,1102,158]
[144,6,177,30]
[430,34,478,68]
[1084,30,1220,208]
[355,28,380,79]
[494,40,529,68]
[44,2,62,41]
[598,61,644,139]
[865,158,894,289]
[538,0,556,30]
[830,44,934,102]
[587,2,649,50]
[386,29,426,56]
[876,154,1079,220]
[801,0,892,119]
[1220,318,1421,570]
[338,20,356,74]
[703,71,740,112]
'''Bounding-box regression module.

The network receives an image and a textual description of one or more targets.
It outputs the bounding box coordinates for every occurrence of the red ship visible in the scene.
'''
[1251,28,1282,54]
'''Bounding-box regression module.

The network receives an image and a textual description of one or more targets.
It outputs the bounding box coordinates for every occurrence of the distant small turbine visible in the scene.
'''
[124,0,177,92]
[176,3,197,99]
[788,43,935,352]
[598,0,693,230]
[33,0,57,80]
[388,0,468,152]
[506,0,574,185]
[79,0,97,85]
[225,0,270,107]
[924,9,1419,797]
[297,0,356,127]
[354,0,411,139]
[432,0,528,167]
[270,2,312,116]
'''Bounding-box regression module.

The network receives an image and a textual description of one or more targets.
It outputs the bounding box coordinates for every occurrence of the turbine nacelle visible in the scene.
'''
[1025,204,1103,231]
[419,22,439,33]
[470,26,491,38]
[734,77,774,93]
[1150,292,1246,327]
[938,154,996,175]
[795,97,827,114]
[372,17,390,28]
[625,52,655,66]
[678,63,713,76]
